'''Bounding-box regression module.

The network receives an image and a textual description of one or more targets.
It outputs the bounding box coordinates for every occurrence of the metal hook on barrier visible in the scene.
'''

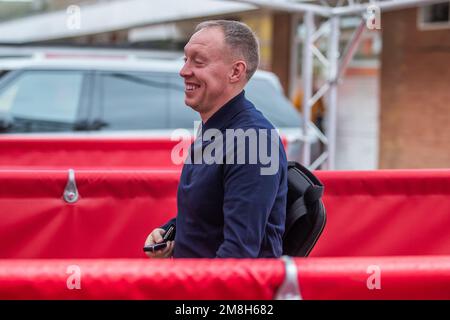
[274,256,302,300]
[63,169,79,204]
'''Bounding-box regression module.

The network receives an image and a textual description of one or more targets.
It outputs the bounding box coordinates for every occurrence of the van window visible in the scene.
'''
[0,70,83,123]
[99,72,169,130]
[245,78,301,128]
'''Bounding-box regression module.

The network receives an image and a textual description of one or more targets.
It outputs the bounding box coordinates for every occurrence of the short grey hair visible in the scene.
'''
[195,20,260,81]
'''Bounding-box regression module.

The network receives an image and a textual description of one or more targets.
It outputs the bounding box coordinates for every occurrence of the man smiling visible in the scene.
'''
[145,20,287,258]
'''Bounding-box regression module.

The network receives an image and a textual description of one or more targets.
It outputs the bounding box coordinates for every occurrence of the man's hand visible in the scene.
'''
[144,228,175,258]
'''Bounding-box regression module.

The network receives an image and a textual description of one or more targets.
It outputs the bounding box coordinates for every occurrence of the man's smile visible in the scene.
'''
[185,82,201,92]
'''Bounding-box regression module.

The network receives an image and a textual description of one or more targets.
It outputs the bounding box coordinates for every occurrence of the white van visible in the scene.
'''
[0,47,320,163]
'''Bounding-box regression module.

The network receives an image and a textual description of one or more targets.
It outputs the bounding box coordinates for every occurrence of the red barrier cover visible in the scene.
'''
[312,170,450,257]
[0,169,179,258]
[0,137,189,169]
[1,169,450,258]
[0,136,287,169]
[0,256,449,300]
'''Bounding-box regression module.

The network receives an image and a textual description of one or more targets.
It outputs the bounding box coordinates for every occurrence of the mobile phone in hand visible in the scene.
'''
[143,242,168,253]
[143,224,175,253]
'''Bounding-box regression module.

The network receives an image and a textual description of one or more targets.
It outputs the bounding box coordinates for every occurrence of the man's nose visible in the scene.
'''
[179,62,192,78]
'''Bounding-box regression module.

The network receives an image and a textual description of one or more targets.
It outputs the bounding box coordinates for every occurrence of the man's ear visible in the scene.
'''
[229,60,247,83]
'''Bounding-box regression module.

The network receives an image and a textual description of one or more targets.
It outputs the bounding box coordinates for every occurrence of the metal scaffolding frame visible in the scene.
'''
[232,0,448,169]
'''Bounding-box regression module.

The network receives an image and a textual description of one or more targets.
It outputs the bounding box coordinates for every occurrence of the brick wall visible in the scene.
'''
[379,8,450,168]
[271,12,293,96]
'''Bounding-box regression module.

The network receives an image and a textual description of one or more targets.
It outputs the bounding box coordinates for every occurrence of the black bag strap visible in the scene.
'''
[285,197,308,235]
[288,161,324,205]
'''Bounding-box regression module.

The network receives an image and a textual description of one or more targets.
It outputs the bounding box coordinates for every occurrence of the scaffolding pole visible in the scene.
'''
[232,0,448,169]
[301,11,315,167]
[326,16,340,170]
[338,18,366,80]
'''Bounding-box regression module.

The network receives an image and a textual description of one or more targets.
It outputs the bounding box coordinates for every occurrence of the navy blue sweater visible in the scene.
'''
[163,91,287,258]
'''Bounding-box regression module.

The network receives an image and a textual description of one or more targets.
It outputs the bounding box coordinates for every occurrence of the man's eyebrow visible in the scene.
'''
[194,53,207,60]
[184,49,208,61]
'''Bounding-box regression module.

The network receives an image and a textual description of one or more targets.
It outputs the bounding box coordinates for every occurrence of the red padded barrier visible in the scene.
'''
[0,256,449,300]
[1,169,450,258]
[0,137,190,169]
[311,170,450,257]
[0,169,179,259]
[0,136,287,169]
